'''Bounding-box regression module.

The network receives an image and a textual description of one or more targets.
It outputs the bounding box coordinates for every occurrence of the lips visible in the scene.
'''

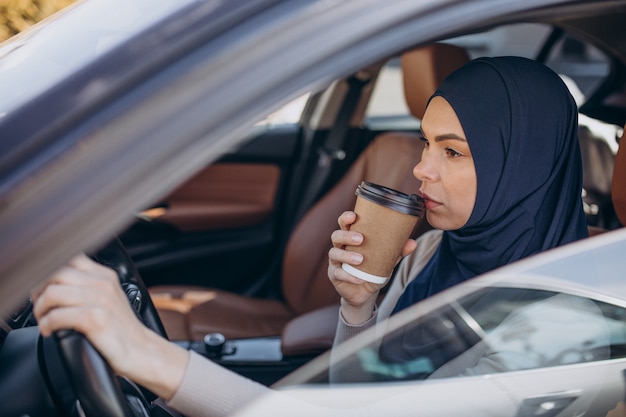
[420,191,441,210]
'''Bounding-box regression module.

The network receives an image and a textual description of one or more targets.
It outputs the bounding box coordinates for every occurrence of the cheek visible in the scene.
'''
[455,168,477,224]
[445,165,477,228]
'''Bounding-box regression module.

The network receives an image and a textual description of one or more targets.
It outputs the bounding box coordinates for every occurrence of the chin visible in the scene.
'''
[426,212,464,231]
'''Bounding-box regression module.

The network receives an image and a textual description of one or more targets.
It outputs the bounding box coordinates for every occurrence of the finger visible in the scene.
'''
[68,252,100,271]
[330,229,363,248]
[328,246,363,267]
[31,265,83,303]
[401,239,418,257]
[70,253,119,281]
[337,211,357,230]
[33,279,100,321]
[37,306,92,337]
[37,305,110,340]
[33,269,124,321]
[30,279,51,304]
[328,261,365,285]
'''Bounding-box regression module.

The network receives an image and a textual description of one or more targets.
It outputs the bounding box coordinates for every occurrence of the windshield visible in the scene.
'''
[0,0,198,119]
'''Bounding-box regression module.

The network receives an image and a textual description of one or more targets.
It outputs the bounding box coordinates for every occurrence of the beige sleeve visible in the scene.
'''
[167,351,270,417]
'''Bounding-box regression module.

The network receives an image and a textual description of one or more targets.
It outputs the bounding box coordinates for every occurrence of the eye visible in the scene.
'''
[445,147,462,158]
[419,135,430,147]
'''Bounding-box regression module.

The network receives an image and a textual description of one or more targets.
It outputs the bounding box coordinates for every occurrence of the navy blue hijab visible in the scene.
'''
[392,56,588,313]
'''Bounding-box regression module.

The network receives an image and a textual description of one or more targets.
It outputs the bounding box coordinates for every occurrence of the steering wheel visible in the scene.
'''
[52,237,167,417]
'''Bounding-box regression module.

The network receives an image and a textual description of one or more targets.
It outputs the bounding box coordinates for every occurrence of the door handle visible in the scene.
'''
[515,390,581,417]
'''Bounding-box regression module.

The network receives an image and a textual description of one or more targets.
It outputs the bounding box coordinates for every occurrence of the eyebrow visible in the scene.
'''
[420,132,468,142]
[434,133,467,142]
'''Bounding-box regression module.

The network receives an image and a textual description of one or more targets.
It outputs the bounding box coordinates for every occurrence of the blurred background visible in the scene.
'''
[1,0,75,42]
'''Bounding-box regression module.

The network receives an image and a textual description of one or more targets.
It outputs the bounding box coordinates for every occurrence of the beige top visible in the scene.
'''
[166,230,443,417]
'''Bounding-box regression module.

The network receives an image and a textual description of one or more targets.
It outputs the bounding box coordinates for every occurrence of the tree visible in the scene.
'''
[0,0,76,42]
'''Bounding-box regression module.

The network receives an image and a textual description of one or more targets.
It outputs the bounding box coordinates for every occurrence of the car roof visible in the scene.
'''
[0,0,276,184]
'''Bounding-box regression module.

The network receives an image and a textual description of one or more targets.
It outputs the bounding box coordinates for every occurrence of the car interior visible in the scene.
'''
[108,19,626,386]
[4,5,625,396]
[3,3,626,417]
[146,43,471,343]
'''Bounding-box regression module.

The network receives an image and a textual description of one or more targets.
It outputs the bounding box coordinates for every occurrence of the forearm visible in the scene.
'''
[122,327,190,401]
[167,351,270,417]
[329,305,377,383]
[339,296,377,325]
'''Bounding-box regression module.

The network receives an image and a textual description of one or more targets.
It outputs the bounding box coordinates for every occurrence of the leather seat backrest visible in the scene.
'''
[281,43,471,315]
[612,125,626,225]
[402,43,471,119]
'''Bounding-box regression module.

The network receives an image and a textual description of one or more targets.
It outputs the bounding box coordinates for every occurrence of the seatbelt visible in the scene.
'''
[246,74,369,299]
[293,73,369,222]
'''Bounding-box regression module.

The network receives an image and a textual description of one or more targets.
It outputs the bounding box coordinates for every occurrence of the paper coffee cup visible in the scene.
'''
[342,181,424,284]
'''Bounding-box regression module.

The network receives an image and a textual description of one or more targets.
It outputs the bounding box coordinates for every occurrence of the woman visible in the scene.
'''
[328,56,587,338]
[32,56,587,417]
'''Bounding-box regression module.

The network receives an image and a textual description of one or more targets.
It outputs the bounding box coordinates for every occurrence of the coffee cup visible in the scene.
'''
[341,181,424,284]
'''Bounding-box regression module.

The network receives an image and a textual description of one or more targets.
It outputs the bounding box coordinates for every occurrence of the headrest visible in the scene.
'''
[612,125,626,225]
[401,43,471,120]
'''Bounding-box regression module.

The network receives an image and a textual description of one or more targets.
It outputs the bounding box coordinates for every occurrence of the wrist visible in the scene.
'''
[340,297,377,325]
[124,328,190,400]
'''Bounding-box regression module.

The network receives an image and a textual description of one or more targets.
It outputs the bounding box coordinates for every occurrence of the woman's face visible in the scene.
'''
[413,96,477,230]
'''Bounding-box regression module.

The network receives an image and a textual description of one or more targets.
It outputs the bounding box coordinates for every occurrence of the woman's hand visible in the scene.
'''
[328,211,416,325]
[31,253,188,400]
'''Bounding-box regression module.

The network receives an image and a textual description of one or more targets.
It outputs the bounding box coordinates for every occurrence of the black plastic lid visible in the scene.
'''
[355,181,424,216]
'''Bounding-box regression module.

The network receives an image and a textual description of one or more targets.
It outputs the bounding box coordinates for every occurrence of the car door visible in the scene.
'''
[277,283,626,417]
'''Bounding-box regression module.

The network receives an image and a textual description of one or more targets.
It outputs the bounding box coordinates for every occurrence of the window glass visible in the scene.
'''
[546,35,610,99]
[448,23,551,59]
[255,93,310,126]
[365,24,552,127]
[325,287,625,384]
[366,58,412,121]
[365,23,613,136]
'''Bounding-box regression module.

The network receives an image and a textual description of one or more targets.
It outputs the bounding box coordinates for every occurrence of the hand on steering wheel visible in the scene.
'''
[32,238,182,417]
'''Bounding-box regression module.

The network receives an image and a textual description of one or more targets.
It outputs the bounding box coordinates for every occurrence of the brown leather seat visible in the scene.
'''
[149,43,471,341]
[611,125,626,226]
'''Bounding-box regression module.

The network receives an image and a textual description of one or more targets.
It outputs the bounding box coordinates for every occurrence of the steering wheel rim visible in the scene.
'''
[52,237,166,417]
[90,237,168,338]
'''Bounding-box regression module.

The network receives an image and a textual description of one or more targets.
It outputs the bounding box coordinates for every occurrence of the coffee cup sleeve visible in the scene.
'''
[341,263,389,284]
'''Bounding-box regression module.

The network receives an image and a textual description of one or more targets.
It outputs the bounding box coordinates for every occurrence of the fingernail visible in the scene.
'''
[351,234,362,244]
[351,253,363,264]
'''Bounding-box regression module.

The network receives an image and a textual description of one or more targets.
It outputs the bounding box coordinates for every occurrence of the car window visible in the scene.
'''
[365,23,553,128]
[365,23,615,147]
[323,286,626,384]
[365,58,418,130]
[255,93,310,126]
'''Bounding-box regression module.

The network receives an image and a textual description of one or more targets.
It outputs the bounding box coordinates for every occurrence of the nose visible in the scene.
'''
[413,150,436,182]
